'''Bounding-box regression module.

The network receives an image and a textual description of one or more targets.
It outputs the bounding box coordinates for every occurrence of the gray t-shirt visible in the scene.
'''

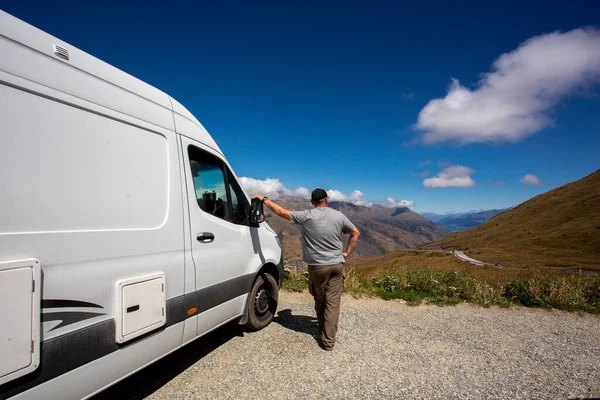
[289,207,356,266]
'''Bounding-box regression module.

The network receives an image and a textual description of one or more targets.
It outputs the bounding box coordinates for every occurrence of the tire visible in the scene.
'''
[245,273,279,331]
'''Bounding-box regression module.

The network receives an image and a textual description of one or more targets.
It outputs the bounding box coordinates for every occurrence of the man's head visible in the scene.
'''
[311,188,328,207]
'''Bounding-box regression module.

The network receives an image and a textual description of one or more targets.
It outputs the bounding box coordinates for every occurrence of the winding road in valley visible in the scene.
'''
[453,250,493,266]
[452,250,599,275]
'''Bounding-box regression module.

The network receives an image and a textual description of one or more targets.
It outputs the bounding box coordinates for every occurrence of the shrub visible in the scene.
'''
[504,276,600,313]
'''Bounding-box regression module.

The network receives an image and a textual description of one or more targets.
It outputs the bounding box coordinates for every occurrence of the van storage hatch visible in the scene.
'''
[115,272,166,343]
[0,259,41,385]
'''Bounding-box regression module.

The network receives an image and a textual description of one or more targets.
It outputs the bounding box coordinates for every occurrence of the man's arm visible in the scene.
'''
[342,227,360,258]
[252,194,290,220]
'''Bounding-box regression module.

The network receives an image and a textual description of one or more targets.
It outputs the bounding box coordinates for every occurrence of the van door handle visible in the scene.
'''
[197,232,215,243]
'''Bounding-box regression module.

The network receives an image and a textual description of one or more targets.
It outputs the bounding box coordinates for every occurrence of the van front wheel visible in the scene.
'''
[246,273,279,331]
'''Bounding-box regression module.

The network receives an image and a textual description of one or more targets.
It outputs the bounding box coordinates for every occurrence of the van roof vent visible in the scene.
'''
[53,44,69,61]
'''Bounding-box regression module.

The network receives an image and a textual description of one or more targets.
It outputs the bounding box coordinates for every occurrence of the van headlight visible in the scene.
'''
[275,236,281,248]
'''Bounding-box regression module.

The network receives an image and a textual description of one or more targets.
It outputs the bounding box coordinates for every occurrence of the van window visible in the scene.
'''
[228,175,250,225]
[188,146,230,221]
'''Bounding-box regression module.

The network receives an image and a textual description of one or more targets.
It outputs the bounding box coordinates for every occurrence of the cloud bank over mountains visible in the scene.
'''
[238,177,311,200]
[415,28,600,144]
[239,177,414,208]
[384,197,415,207]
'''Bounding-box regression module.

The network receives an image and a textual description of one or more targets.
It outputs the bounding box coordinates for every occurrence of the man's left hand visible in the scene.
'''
[252,194,265,201]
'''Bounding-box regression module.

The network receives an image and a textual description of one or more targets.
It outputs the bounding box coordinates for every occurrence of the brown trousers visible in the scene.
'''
[308,263,344,348]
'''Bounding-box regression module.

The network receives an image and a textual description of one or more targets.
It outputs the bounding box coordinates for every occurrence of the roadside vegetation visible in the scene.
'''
[281,250,600,314]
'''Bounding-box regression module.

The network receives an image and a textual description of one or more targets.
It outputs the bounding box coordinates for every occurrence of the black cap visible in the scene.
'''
[311,188,328,202]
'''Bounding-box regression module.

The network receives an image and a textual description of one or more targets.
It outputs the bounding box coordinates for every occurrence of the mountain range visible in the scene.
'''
[264,196,448,261]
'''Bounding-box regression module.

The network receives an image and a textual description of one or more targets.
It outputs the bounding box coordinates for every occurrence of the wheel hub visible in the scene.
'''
[254,287,270,315]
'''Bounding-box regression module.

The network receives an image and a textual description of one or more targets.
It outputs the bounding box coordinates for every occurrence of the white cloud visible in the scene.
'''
[423,165,476,188]
[489,180,505,186]
[239,177,412,208]
[385,197,415,207]
[305,188,375,207]
[415,28,600,144]
[347,190,370,206]
[520,174,542,185]
[325,189,347,202]
[238,177,287,200]
[283,186,311,199]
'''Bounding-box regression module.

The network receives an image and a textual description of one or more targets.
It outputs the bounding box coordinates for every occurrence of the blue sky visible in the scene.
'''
[3,1,599,213]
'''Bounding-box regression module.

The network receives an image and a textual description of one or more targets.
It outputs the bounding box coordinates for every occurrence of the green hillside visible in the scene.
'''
[434,170,600,271]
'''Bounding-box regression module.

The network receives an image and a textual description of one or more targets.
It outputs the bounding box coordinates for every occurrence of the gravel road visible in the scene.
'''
[96,292,600,400]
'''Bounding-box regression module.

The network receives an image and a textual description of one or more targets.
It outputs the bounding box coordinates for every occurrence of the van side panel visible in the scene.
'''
[0,69,187,397]
[0,84,169,233]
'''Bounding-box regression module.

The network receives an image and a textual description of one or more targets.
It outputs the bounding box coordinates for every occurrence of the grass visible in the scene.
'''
[281,250,600,313]
[282,272,309,293]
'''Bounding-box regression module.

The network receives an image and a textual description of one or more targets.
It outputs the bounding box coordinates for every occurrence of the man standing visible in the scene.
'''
[252,188,360,351]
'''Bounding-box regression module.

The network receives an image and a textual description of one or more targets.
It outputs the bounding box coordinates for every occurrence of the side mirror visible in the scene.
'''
[249,198,264,227]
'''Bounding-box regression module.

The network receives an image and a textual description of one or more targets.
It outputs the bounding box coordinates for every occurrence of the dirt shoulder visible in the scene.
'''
[97,292,600,400]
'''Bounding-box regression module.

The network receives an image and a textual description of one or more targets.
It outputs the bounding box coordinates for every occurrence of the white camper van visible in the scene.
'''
[0,10,283,399]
